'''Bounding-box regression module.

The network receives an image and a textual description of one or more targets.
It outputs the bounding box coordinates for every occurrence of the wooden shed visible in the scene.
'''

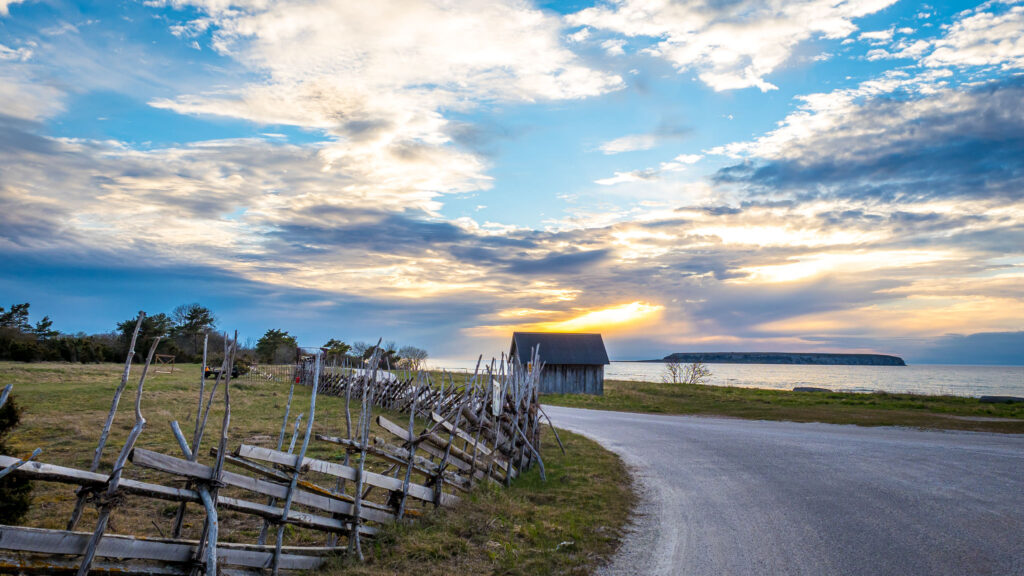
[509,332,609,395]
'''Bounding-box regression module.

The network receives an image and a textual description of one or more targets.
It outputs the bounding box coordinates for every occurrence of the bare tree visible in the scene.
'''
[663,358,712,385]
[397,346,428,370]
[350,341,371,358]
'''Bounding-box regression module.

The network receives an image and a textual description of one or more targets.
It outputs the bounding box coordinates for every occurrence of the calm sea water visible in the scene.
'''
[606,362,1024,398]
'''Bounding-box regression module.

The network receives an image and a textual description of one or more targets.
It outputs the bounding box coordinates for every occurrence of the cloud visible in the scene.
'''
[599,134,659,154]
[2,0,1022,363]
[595,153,702,184]
[568,0,897,91]
[712,77,1024,203]
[910,331,1024,365]
[598,120,690,155]
[0,42,32,61]
[0,0,25,16]
[923,4,1024,69]
[153,0,623,124]
[859,28,894,44]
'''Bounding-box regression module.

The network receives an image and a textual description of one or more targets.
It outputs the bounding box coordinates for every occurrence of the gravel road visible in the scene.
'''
[542,406,1024,576]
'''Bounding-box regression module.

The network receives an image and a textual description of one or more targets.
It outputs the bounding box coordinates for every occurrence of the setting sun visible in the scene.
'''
[531,301,664,332]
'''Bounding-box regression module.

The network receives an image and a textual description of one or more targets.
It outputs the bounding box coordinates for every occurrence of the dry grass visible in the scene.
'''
[328,428,633,576]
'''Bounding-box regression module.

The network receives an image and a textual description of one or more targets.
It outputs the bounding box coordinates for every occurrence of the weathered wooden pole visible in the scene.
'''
[272,351,321,575]
[76,337,158,576]
[67,311,144,530]
[171,333,211,539]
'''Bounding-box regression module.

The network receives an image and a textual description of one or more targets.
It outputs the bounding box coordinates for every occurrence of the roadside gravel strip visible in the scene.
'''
[542,406,1024,576]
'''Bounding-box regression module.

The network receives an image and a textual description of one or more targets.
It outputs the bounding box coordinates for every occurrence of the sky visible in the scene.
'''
[1,0,1022,365]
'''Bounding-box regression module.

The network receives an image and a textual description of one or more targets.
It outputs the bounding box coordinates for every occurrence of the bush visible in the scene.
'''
[0,393,33,523]
[662,359,712,385]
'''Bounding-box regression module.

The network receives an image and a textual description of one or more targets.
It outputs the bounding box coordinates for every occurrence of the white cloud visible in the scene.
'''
[568,27,591,42]
[859,28,894,44]
[0,0,25,16]
[159,0,623,121]
[601,38,626,56]
[568,0,897,92]
[148,0,624,213]
[599,133,658,154]
[595,153,702,185]
[923,5,1024,69]
[0,42,32,61]
[708,68,980,164]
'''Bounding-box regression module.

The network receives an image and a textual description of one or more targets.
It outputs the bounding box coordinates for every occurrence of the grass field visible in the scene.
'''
[542,378,1024,433]
[0,362,633,575]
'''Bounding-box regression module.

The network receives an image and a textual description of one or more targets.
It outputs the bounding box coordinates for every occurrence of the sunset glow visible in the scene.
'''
[531,302,665,333]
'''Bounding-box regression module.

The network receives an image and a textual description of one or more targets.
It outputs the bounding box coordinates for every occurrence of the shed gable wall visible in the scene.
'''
[538,364,604,395]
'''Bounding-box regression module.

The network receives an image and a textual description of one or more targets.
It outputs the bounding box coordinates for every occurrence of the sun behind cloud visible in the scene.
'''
[529,301,664,333]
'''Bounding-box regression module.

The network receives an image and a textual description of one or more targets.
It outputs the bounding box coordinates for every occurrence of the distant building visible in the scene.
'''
[509,332,609,395]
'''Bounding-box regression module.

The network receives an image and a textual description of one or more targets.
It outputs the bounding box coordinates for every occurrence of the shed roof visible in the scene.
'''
[510,332,610,366]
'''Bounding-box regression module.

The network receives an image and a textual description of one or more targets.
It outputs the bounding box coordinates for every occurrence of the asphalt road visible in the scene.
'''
[542,406,1024,576]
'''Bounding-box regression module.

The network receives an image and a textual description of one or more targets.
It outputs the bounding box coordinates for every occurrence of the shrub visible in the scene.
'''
[0,393,33,523]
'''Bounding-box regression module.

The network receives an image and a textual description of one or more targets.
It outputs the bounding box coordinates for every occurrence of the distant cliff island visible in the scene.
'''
[651,352,907,366]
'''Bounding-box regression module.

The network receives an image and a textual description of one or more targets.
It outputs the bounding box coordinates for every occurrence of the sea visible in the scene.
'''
[606,362,1024,398]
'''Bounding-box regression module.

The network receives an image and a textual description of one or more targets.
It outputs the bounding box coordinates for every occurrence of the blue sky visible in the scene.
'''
[1,0,1022,365]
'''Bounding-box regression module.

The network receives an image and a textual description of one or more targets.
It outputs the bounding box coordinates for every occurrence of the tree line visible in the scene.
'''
[0,302,429,369]
[254,330,428,369]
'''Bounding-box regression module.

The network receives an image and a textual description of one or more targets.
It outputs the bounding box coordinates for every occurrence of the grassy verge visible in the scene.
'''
[330,428,632,576]
[543,379,1024,433]
[0,362,633,575]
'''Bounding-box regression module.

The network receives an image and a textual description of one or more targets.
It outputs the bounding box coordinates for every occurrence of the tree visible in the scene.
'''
[323,338,351,363]
[32,316,59,340]
[0,303,31,332]
[116,313,173,360]
[362,342,401,369]
[398,345,428,370]
[350,341,371,358]
[662,359,712,385]
[256,329,298,364]
[171,303,216,355]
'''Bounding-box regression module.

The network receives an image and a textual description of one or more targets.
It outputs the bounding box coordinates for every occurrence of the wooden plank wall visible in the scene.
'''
[538,364,604,395]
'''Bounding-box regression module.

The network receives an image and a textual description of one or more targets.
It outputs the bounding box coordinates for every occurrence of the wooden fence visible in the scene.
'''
[0,317,553,575]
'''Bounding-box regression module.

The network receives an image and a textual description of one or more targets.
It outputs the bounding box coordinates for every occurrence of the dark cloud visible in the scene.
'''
[909,331,1024,365]
[691,278,903,335]
[715,79,1024,203]
[504,248,612,274]
[0,114,58,156]
[269,211,538,257]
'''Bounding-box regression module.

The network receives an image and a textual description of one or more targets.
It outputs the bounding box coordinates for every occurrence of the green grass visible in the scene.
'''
[542,379,1024,433]
[0,362,633,575]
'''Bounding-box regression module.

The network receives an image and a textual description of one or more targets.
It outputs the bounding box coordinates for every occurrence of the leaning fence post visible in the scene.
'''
[68,311,144,531]
[258,412,303,545]
[272,352,321,576]
[397,373,423,519]
[190,332,236,576]
[171,333,211,539]
[350,343,380,561]
[76,337,158,576]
